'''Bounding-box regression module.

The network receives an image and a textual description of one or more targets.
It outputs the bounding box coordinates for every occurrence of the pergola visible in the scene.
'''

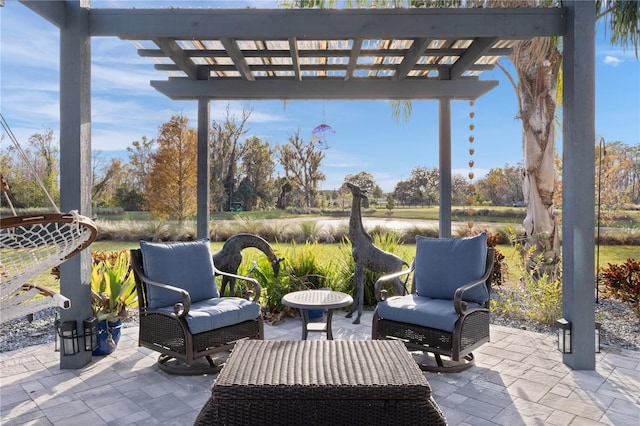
[21,1,596,370]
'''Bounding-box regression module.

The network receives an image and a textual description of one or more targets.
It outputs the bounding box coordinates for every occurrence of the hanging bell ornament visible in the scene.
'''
[469,148,475,155]
[469,136,474,143]
[469,112,475,118]
[470,100,475,107]
[468,184,475,192]
[469,124,475,131]
[468,160,474,168]
[467,208,475,216]
[468,172,474,179]
[467,221,474,229]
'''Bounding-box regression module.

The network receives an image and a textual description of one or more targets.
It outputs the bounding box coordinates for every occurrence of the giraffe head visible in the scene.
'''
[346,182,368,199]
[268,250,284,277]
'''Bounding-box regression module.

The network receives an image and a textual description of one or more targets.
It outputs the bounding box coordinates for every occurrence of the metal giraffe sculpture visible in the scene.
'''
[212,233,283,297]
[345,183,409,324]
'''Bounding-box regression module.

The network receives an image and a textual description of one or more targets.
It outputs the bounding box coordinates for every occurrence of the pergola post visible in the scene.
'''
[561,0,596,370]
[439,97,452,238]
[59,0,92,369]
[196,97,210,240]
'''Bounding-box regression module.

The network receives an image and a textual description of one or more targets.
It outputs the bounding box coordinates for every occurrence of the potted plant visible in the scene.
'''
[90,250,138,355]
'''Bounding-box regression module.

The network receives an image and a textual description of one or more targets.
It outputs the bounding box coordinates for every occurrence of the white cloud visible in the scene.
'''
[603,56,623,67]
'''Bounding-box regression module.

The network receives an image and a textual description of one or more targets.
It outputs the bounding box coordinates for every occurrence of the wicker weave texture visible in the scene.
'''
[195,340,447,425]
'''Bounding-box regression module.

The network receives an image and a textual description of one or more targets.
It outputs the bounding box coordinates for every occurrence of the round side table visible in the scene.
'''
[282,290,353,340]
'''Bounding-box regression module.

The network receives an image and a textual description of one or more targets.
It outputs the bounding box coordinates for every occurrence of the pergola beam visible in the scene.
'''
[151,78,498,100]
[92,8,565,39]
[19,0,67,28]
[449,37,498,80]
[395,37,432,80]
[138,47,513,58]
[153,38,198,80]
[220,37,255,81]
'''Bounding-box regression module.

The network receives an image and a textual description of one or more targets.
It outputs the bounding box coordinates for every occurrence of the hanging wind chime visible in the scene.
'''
[310,107,334,150]
[467,100,476,232]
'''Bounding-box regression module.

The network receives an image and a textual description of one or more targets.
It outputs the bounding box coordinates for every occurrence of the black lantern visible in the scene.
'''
[59,321,79,356]
[83,317,98,352]
[556,318,571,354]
[595,322,601,353]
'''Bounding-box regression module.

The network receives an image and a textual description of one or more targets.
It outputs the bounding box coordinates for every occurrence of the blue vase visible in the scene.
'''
[308,309,324,320]
[92,320,123,356]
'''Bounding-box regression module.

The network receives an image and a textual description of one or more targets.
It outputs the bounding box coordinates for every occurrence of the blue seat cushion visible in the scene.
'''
[140,239,219,309]
[414,233,488,304]
[376,294,483,333]
[158,297,260,335]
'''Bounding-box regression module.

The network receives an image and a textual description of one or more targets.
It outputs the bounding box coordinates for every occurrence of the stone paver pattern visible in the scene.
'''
[1,311,638,425]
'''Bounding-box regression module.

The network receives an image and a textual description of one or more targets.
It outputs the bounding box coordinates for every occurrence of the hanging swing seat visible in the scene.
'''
[1,212,97,323]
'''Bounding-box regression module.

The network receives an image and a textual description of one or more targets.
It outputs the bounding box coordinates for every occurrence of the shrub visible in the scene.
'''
[255,242,334,317]
[298,221,323,243]
[491,232,562,325]
[600,258,640,317]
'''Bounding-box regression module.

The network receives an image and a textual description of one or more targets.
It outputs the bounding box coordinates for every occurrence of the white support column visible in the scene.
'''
[439,98,452,238]
[59,0,92,369]
[562,0,596,370]
[196,97,210,239]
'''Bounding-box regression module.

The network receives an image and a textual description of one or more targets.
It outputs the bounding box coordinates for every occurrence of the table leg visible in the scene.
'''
[326,309,334,340]
[300,309,309,340]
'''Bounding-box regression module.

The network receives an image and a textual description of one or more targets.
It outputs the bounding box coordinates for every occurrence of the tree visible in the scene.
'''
[126,135,155,200]
[278,129,326,208]
[146,114,198,224]
[209,104,252,211]
[237,136,277,210]
[1,128,59,208]
[596,141,639,222]
[342,171,381,207]
[502,0,638,263]
[475,163,524,206]
[452,173,471,206]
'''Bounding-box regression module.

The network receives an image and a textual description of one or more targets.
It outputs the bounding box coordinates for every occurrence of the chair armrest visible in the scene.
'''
[213,265,262,303]
[144,278,192,317]
[453,249,495,314]
[374,263,414,301]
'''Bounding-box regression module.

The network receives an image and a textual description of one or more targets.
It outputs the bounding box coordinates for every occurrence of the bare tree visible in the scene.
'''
[278,129,326,208]
[209,104,252,211]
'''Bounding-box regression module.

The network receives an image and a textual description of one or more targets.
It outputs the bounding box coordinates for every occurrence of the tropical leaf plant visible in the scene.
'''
[91,250,138,322]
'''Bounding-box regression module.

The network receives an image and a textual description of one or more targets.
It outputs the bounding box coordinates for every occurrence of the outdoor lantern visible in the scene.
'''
[83,317,98,352]
[556,318,572,354]
[595,322,601,353]
[59,321,79,356]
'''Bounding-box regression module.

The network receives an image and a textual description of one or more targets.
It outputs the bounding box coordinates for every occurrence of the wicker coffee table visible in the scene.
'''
[281,289,353,340]
[194,339,446,426]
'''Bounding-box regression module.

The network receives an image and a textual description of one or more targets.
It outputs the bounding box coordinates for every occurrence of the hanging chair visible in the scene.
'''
[1,114,97,323]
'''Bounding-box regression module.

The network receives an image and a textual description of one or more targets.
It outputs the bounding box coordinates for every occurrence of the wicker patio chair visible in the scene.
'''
[372,233,494,373]
[130,239,263,375]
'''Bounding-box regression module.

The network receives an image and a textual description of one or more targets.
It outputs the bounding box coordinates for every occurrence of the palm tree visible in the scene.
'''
[502,0,638,264]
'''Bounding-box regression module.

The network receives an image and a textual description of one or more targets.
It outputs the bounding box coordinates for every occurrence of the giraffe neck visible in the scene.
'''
[229,234,275,260]
[349,194,366,239]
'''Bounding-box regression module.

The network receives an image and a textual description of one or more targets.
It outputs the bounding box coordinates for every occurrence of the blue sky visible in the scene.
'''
[1,1,638,192]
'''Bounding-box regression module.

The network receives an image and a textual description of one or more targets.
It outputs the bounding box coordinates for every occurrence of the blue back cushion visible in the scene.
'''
[414,233,488,303]
[140,239,219,309]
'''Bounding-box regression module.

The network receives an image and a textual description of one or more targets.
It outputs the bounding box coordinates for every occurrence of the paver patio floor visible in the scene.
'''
[1,311,638,425]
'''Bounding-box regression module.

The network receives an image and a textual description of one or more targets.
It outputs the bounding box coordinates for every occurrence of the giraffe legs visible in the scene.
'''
[346,263,365,324]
